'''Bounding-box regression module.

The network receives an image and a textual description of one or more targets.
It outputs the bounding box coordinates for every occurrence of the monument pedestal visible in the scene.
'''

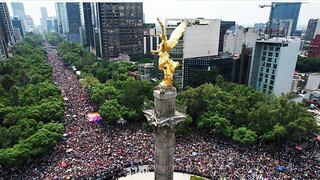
[144,87,185,180]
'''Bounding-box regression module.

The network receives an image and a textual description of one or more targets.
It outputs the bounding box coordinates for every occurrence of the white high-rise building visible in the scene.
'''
[40,7,48,32]
[249,38,301,95]
[165,18,221,89]
[223,26,258,54]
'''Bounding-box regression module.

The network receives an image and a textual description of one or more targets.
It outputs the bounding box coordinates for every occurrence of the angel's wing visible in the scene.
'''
[167,20,187,50]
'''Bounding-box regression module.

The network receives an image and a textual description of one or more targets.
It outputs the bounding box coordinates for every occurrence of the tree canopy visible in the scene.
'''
[0,34,64,167]
[178,78,318,144]
[46,32,65,46]
[295,56,320,73]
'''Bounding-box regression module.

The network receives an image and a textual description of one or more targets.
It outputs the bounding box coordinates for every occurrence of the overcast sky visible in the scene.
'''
[7,0,320,29]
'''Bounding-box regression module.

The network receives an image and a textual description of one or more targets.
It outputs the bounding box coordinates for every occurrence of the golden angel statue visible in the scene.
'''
[152,18,187,87]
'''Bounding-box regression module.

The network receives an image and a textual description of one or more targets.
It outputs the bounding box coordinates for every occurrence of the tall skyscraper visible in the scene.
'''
[66,2,81,42]
[83,3,94,48]
[13,28,22,42]
[0,3,15,45]
[249,38,300,95]
[46,18,54,32]
[11,2,25,18]
[0,23,7,60]
[40,7,48,31]
[97,2,144,60]
[0,37,7,60]
[23,15,34,32]
[305,19,320,41]
[55,2,69,34]
[269,2,301,36]
[53,18,59,33]
[12,17,25,37]
[40,7,48,19]
[219,21,235,52]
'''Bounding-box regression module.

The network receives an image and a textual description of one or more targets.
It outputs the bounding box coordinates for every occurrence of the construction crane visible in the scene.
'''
[259,4,274,8]
[259,2,308,8]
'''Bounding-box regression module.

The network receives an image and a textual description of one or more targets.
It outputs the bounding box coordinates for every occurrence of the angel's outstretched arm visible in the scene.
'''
[157,17,167,42]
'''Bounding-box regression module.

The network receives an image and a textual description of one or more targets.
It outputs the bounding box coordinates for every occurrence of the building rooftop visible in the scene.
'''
[166,18,220,27]
[138,63,154,68]
[257,37,301,44]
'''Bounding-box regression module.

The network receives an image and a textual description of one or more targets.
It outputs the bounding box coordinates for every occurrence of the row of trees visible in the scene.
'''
[0,35,64,167]
[178,77,318,145]
[57,41,154,124]
[45,32,64,46]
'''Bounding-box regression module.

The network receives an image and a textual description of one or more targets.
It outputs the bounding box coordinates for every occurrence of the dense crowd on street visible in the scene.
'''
[0,44,319,179]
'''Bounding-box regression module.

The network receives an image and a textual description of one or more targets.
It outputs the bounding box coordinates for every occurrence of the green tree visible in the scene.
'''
[0,34,64,168]
[80,73,100,90]
[295,56,320,73]
[198,112,233,137]
[99,100,123,123]
[46,32,64,46]
[91,83,120,107]
[0,122,63,167]
[117,78,153,116]
[233,127,257,145]
[176,115,193,135]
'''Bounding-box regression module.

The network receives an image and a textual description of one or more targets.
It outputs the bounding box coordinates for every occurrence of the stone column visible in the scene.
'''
[154,126,175,180]
[144,87,185,180]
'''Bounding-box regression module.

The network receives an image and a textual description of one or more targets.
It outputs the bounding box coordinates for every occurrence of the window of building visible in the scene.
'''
[269,46,274,51]
[270,80,274,85]
[273,64,277,69]
[263,51,267,56]
[268,58,272,62]
[275,53,279,57]
[263,46,267,50]
[268,52,273,56]
[271,75,275,80]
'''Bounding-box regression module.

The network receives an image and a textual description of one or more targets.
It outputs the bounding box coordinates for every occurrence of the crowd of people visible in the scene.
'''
[1,44,319,179]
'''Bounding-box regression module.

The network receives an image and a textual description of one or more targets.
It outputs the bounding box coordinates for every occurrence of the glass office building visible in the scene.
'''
[269,2,301,36]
